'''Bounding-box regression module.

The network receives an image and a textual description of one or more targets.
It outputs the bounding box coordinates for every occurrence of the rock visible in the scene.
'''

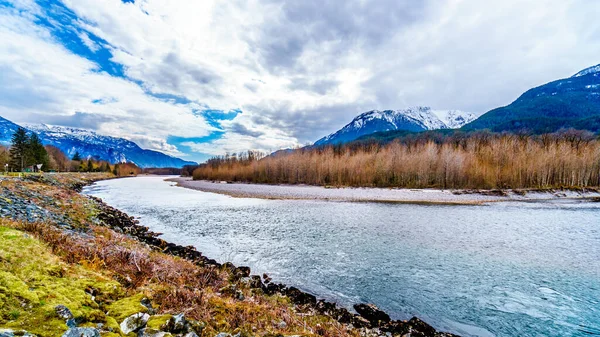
[249,275,263,289]
[277,320,287,329]
[0,330,37,337]
[55,304,74,320]
[353,303,391,326]
[235,290,245,301]
[0,330,14,337]
[183,332,199,337]
[236,266,251,278]
[120,312,150,334]
[61,328,100,337]
[165,313,186,333]
[66,318,77,328]
[214,333,231,337]
[140,297,157,315]
[407,316,436,336]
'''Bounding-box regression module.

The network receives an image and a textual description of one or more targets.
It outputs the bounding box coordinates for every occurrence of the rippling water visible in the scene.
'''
[83,176,600,337]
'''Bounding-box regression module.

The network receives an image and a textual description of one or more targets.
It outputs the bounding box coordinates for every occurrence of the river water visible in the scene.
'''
[83,176,600,337]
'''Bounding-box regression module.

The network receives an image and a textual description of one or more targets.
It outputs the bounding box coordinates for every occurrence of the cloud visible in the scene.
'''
[77,31,99,52]
[1,0,600,162]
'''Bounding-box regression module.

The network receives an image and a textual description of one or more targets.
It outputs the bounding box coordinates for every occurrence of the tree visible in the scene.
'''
[9,127,29,171]
[86,159,93,172]
[27,133,49,171]
[0,145,9,171]
[72,151,82,161]
[45,145,69,171]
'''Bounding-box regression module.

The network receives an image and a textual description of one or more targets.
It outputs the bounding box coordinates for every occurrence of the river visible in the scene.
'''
[83,176,600,337]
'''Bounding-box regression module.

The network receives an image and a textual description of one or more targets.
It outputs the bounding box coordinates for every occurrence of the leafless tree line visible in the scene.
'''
[193,131,600,189]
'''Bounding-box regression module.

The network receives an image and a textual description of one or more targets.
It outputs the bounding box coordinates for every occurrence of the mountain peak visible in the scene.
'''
[315,107,477,145]
[572,64,600,78]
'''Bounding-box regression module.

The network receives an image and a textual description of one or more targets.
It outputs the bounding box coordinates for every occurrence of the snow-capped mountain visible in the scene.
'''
[432,110,480,129]
[0,116,197,168]
[315,107,478,145]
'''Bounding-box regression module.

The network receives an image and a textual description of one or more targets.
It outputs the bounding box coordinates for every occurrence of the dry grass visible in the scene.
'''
[9,220,360,336]
[194,132,600,189]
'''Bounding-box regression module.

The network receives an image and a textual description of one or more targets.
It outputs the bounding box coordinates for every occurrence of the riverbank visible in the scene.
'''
[0,173,457,337]
[170,177,600,205]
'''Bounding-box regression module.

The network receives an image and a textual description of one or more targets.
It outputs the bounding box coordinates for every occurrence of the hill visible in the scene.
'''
[463,64,600,133]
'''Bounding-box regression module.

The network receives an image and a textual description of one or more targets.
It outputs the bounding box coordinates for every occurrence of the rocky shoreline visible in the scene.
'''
[0,173,458,336]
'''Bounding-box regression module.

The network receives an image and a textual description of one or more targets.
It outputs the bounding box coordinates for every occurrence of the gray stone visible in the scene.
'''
[168,313,186,333]
[55,305,74,320]
[214,333,232,337]
[0,330,37,337]
[277,320,287,329]
[0,329,14,337]
[183,332,199,337]
[61,328,100,337]
[120,312,150,334]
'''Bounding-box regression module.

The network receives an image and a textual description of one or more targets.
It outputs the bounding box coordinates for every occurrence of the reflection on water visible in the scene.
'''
[83,176,600,337]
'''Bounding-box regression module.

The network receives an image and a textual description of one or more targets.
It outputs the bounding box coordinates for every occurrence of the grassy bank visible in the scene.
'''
[0,173,455,337]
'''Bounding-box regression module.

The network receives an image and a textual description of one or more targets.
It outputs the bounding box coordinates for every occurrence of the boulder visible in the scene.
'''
[353,303,391,326]
[61,328,100,337]
[120,312,150,334]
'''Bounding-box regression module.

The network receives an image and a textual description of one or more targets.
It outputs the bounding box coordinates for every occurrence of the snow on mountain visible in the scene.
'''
[315,107,476,145]
[572,64,600,78]
[0,117,196,168]
[431,110,481,129]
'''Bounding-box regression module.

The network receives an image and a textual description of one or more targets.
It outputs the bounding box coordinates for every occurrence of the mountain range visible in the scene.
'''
[0,116,196,168]
[315,63,600,145]
[315,107,479,145]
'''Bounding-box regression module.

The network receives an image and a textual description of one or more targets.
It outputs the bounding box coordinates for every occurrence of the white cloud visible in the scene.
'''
[77,31,99,52]
[0,2,217,154]
[1,0,600,160]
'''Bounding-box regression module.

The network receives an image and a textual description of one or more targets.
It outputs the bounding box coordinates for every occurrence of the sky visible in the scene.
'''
[0,0,599,163]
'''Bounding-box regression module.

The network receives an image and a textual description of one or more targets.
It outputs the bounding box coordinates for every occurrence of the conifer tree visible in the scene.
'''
[27,133,49,171]
[9,127,29,171]
[72,151,82,161]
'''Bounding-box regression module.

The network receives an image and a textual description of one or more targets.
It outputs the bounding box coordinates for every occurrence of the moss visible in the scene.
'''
[104,316,121,334]
[146,315,172,330]
[102,333,121,337]
[105,293,148,323]
[0,226,129,336]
